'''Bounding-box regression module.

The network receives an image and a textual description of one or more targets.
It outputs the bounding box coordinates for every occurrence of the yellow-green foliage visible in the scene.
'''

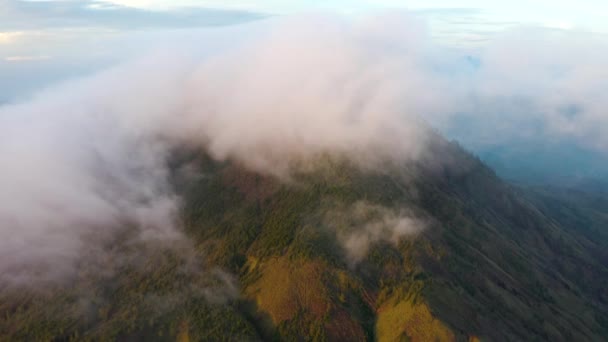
[246,256,331,324]
[176,321,190,342]
[376,293,454,342]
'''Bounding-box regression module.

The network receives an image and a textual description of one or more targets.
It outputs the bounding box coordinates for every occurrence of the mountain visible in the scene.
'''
[1,135,608,341]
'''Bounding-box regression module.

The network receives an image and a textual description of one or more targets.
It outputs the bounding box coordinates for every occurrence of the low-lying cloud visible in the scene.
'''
[442,28,608,153]
[0,14,444,285]
[325,201,425,266]
[1,12,607,285]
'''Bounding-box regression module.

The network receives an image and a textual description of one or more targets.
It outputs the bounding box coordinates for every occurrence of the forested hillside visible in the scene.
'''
[2,137,608,341]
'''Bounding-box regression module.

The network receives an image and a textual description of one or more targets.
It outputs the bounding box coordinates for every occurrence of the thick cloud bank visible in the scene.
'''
[0,14,444,284]
[1,13,608,285]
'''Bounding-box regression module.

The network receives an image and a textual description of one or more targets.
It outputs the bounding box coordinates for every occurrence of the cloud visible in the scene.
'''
[324,201,425,266]
[440,27,608,153]
[4,55,52,62]
[0,31,25,44]
[180,14,449,176]
[0,13,445,285]
[0,1,266,103]
[0,0,265,31]
[1,11,607,287]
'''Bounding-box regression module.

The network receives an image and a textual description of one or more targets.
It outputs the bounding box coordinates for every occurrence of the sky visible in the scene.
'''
[28,0,608,32]
[96,0,606,22]
[106,0,608,31]
[2,0,606,61]
[2,0,607,102]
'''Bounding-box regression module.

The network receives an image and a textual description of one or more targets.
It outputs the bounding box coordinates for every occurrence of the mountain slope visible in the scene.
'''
[1,137,608,341]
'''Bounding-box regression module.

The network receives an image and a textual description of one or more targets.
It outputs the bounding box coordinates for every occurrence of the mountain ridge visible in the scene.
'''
[1,136,608,341]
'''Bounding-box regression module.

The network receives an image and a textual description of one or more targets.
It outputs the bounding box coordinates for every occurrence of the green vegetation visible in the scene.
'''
[2,139,608,341]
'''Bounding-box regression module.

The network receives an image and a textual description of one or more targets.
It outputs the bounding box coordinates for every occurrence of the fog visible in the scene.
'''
[0,13,607,284]
[0,14,444,284]
[323,201,425,266]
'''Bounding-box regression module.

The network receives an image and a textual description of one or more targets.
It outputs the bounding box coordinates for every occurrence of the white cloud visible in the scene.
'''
[326,201,425,266]
[0,31,24,44]
[95,0,608,33]
[4,55,52,62]
[0,14,442,285]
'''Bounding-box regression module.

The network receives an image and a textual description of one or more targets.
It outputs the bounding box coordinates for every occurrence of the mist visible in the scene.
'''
[1,12,608,285]
[0,14,445,285]
[323,201,425,266]
[440,28,608,182]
